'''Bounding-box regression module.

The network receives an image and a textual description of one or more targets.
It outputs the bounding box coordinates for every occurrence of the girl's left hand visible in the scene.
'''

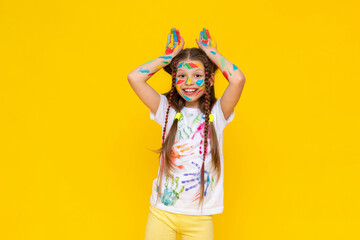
[195,28,218,53]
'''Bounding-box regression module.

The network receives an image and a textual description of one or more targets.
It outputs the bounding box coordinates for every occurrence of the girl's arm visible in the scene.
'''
[196,28,246,120]
[128,28,184,114]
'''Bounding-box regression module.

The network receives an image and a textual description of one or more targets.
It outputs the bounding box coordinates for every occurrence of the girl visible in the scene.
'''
[128,27,246,240]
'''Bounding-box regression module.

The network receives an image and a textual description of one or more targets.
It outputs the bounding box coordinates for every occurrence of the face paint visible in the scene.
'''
[176,78,185,85]
[178,62,203,70]
[195,79,205,97]
[175,60,207,103]
[196,79,204,87]
[185,76,192,84]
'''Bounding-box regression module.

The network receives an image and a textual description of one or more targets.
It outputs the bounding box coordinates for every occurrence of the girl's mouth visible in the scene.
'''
[182,88,198,96]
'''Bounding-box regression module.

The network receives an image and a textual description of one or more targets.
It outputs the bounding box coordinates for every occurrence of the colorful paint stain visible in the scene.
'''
[139,68,149,73]
[196,79,204,87]
[165,28,181,55]
[175,78,185,85]
[160,174,185,206]
[178,62,203,69]
[233,64,238,70]
[180,161,213,199]
[220,57,226,68]
[210,51,216,55]
[191,121,211,141]
[222,71,229,81]
[159,55,173,59]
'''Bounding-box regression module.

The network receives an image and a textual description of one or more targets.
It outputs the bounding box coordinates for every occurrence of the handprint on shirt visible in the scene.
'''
[191,118,211,141]
[161,174,185,206]
[181,161,215,202]
[170,141,195,168]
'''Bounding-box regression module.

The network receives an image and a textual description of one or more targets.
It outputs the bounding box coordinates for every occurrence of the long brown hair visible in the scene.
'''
[152,48,221,213]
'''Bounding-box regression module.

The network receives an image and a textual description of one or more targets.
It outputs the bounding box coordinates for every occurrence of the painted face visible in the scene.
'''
[175,60,212,105]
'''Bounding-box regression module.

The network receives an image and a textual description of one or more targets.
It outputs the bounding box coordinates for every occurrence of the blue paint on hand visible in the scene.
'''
[210,51,216,55]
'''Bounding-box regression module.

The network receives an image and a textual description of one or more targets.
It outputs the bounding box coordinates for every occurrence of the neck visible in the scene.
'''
[185,101,199,108]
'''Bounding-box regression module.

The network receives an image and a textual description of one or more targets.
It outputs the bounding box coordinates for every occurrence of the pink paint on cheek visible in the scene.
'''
[195,86,205,97]
[176,80,185,85]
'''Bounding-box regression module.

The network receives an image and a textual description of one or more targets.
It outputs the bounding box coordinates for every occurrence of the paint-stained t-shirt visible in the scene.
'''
[149,94,235,215]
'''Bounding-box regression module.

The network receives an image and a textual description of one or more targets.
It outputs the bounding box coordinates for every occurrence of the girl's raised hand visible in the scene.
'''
[195,28,218,53]
[164,27,185,58]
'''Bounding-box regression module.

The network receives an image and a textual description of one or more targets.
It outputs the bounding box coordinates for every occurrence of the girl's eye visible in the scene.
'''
[196,74,202,78]
[178,75,185,78]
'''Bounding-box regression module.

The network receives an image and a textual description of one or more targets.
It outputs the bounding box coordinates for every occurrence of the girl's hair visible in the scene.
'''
[152,47,221,212]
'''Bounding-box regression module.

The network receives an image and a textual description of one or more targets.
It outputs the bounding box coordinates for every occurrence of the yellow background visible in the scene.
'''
[1,0,359,239]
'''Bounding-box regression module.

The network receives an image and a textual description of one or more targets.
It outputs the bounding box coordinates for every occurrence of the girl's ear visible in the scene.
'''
[209,73,215,87]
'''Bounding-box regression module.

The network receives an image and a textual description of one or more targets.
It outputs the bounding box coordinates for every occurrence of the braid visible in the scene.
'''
[198,60,212,212]
[155,60,178,205]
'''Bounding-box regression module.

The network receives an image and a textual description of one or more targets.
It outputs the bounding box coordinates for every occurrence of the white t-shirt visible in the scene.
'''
[149,94,235,215]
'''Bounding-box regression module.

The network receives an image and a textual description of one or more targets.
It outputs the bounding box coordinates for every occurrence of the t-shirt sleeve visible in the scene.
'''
[150,94,169,127]
[212,96,235,131]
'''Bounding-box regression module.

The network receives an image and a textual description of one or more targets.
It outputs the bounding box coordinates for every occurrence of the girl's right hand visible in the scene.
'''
[164,27,184,58]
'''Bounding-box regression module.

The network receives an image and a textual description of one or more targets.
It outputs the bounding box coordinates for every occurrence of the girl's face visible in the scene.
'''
[175,60,213,106]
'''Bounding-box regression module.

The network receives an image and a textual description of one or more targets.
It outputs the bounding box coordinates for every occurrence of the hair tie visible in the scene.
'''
[209,114,214,122]
[174,112,182,120]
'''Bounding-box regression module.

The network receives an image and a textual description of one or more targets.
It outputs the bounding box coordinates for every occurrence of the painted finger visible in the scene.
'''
[173,28,178,43]
[203,28,208,40]
[175,29,181,44]
[167,33,171,46]
[206,29,211,40]
[200,30,203,41]
[170,28,174,47]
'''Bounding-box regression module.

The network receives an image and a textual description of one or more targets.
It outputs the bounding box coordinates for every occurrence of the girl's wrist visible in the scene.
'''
[157,55,174,66]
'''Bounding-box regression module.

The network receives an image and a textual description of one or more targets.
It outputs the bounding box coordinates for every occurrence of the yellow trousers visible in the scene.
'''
[145,205,214,240]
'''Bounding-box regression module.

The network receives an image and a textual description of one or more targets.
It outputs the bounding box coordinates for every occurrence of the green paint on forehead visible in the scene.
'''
[177,61,203,70]
[184,63,192,69]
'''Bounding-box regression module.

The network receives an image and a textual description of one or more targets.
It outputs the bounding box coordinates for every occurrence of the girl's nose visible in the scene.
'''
[185,77,192,84]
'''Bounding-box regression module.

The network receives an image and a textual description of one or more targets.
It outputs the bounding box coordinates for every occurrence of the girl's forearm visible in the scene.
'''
[127,55,173,82]
[207,51,245,83]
